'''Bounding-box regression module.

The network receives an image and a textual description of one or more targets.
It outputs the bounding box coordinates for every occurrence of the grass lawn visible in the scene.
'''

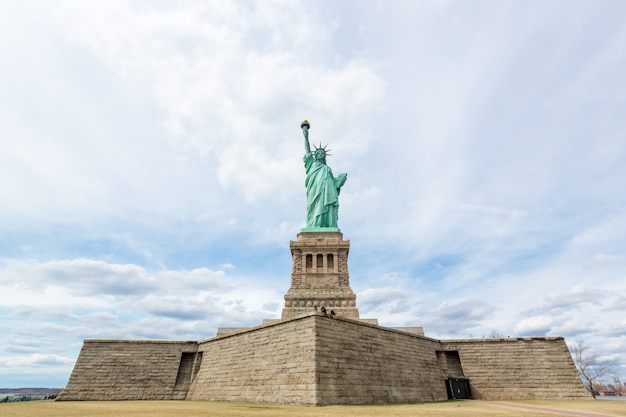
[1,400,625,417]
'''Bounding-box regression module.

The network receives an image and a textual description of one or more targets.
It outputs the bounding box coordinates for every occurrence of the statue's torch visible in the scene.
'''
[301,119,310,141]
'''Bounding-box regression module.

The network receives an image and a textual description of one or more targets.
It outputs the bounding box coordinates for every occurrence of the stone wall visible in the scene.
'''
[189,315,452,405]
[57,317,589,403]
[315,315,449,404]
[187,317,318,404]
[57,340,199,401]
[441,337,591,400]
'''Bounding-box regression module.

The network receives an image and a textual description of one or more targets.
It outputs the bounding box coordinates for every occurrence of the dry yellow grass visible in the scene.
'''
[493,399,626,416]
[1,400,625,417]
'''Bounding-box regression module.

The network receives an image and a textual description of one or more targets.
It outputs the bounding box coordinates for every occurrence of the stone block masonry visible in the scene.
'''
[58,315,590,403]
[189,314,448,405]
[57,340,199,401]
[442,337,590,400]
[314,315,449,404]
[187,316,318,404]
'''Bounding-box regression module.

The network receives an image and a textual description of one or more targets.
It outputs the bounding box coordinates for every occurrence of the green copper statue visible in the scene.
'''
[301,120,347,230]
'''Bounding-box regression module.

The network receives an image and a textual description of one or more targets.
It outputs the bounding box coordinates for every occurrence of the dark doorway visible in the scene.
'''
[446,377,471,399]
[174,352,196,387]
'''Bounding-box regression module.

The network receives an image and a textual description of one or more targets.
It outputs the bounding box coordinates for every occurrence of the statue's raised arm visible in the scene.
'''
[301,119,312,155]
[300,120,347,231]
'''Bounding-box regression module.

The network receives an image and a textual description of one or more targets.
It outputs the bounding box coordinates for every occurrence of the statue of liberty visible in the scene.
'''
[300,120,347,230]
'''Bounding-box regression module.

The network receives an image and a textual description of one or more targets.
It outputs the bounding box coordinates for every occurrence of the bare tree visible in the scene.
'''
[480,330,506,338]
[488,330,506,338]
[612,375,625,396]
[569,340,613,399]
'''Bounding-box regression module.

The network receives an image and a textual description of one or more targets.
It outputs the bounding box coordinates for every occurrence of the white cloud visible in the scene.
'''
[514,315,555,336]
[608,294,626,311]
[598,321,626,339]
[359,287,412,306]
[0,259,257,345]
[358,287,416,320]
[1,353,75,367]
[0,0,386,238]
[541,285,607,313]
[553,318,596,338]
[583,254,626,269]
[45,0,386,210]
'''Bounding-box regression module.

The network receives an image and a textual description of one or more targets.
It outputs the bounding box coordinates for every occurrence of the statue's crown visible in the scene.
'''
[313,142,331,158]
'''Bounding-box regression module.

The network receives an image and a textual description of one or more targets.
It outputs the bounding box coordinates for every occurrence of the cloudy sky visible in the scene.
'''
[1,0,625,388]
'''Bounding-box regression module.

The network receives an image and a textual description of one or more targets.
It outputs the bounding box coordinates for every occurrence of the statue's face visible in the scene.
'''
[314,149,326,162]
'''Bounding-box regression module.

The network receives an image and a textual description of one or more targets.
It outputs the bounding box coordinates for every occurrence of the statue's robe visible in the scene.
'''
[303,152,346,228]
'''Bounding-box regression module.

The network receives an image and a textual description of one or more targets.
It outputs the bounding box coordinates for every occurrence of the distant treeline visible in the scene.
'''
[0,388,62,395]
[1,394,58,403]
[0,388,62,403]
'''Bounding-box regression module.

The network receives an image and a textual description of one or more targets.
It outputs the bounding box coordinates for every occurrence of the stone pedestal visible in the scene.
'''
[281,231,359,320]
